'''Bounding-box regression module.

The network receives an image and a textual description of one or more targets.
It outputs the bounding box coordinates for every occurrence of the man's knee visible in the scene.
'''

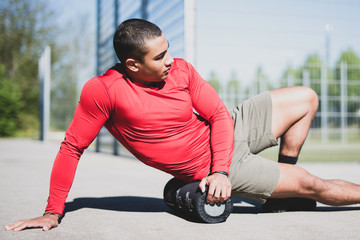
[303,87,319,114]
[299,173,326,196]
[273,164,325,198]
[291,86,319,115]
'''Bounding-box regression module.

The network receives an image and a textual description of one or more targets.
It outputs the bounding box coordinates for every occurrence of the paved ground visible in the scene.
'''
[1,138,360,240]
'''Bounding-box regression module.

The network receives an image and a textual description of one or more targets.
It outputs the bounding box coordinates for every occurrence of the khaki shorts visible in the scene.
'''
[228,91,280,204]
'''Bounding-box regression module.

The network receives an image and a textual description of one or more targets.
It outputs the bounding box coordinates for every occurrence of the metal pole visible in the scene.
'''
[39,46,51,141]
[142,0,148,19]
[112,0,120,155]
[325,24,333,68]
[321,64,328,142]
[303,69,311,140]
[95,0,101,152]
[340,62,348,143]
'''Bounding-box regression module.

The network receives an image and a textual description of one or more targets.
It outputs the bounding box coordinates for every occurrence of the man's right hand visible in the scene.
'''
[4,214,60,232]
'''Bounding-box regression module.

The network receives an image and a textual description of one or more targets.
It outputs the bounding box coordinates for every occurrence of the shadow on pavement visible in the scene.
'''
[315,206,360,212]
[63,196,168,215]
[231,197,263,214]
[61,196,263,224]
[62,195,360,220]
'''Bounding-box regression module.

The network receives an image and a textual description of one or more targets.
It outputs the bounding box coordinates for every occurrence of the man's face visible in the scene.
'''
[135,34,174,85]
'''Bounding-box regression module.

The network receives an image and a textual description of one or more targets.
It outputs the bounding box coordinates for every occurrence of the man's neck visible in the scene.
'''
[114,64,165,89]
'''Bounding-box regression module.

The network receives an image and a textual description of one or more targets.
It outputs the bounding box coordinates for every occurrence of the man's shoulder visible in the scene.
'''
[173,58,188,68]
[99,66,124,87]
[83,67,123,91]
[172,58,196,75]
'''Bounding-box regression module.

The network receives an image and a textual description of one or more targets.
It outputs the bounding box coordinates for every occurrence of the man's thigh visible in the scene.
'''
[229,91,278,154]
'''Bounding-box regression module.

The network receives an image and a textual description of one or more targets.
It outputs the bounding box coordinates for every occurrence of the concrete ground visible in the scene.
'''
[1,138,360,240]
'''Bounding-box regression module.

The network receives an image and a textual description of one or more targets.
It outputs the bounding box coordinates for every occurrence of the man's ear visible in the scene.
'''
[125,58,140,72]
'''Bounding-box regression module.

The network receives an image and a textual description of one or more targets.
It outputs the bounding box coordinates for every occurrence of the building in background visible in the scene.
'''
[95,0,195,154]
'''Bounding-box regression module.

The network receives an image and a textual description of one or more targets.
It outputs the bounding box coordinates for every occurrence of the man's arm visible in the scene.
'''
[185,60,234,204]
[5,77,112,231]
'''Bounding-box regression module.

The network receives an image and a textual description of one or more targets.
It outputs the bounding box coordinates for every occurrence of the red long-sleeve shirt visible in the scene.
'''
[45,58,234,214]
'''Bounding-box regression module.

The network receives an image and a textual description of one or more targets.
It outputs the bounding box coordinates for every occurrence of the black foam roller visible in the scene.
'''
[163,178,233,223]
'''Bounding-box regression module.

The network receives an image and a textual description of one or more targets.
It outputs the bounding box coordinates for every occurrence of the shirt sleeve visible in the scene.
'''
[186,61,234,174]
[45,78,112,214]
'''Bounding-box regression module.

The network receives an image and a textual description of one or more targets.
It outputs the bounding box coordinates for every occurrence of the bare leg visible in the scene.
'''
[270,86,318,157]
[264,87,319,211]
[266,87,360,207]
[272,163,360,206]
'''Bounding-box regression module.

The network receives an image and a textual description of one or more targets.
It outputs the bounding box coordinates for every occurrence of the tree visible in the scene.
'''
[280,65,298,88]
[335,48,360,97]
[226,71,241,107]
[0,0,92,136]
[248,66,273,96]
[302,54,323,94]
[334,48,360,125]
[0,65,23,136]
[0,0,56,136]
[280,54,323,94]
[256,66,273,91]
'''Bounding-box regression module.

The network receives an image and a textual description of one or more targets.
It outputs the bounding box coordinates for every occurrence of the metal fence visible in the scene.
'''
[219,63,360,144]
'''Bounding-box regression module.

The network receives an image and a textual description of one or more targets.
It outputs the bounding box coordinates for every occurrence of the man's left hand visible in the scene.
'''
[199,173,232,204]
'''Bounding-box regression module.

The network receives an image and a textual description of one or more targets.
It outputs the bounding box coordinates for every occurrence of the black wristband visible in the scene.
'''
[212,171,229,177]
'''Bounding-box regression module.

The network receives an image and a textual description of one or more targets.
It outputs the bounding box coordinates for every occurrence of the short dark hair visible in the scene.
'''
[113,18,163,64]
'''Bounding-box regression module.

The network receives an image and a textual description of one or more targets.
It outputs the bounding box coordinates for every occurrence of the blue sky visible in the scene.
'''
[49,0,360,86]
[195,0,360,86]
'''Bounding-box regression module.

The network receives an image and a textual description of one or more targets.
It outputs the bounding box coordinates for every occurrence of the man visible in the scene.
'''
[5,18,360,232]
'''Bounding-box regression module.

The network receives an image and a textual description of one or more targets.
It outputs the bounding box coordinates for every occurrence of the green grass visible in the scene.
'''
[259,141,360,162]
